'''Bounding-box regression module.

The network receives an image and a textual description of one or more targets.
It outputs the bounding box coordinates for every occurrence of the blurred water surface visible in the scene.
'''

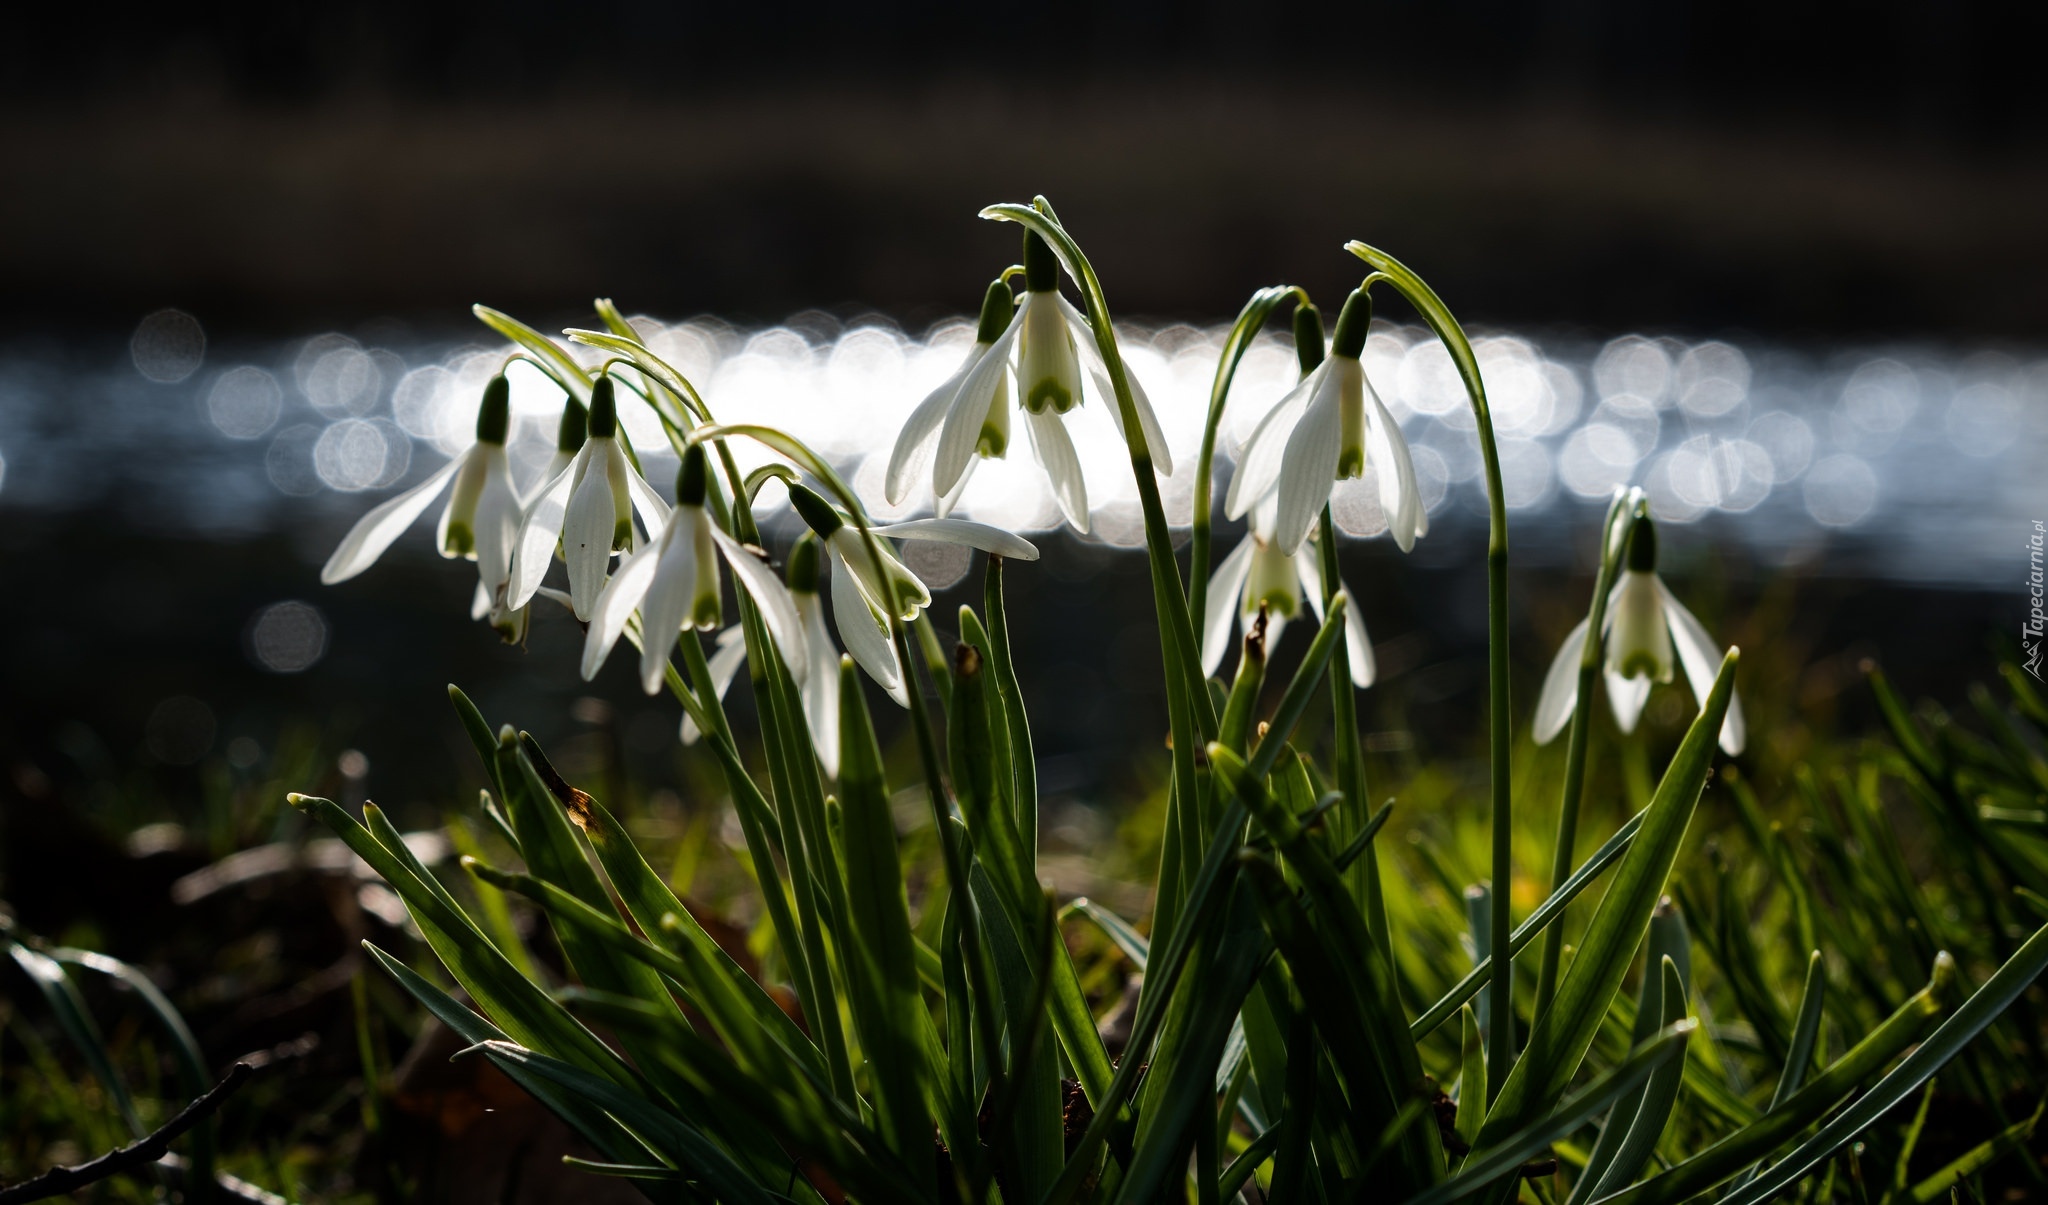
[3,308,2042,584]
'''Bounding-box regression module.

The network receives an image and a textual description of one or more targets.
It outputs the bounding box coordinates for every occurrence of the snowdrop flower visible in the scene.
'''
[893,232,1173,532]
[505,376,670,621]
[885,277,1012,517]
[1533,511,1745,755]
[787,483,1039,705]
[1225,288,1425,556]
[321,375,526,630]
[678,535,846,776]
[1202,495,1374,688]
[580,444,805,696]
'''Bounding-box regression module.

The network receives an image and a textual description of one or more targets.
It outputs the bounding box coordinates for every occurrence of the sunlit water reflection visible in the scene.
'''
[4,309,2043,588]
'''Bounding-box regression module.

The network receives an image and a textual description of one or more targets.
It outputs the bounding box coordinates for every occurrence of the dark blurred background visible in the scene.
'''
[6,0,2047,336]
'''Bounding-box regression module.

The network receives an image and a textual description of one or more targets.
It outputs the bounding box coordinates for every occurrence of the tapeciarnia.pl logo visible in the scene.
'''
[2028,520,2046,681]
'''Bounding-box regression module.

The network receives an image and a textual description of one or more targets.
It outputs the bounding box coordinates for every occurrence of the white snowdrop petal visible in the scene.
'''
[1060,295,1176,479]
[1225,366,1321,520]
[1024,407,1090,533]
[831,551,906,705]
[580,542,661,682]
[563,461,620,620]
[505,459,577,609]
[871,519,1039,561]
[1201,536,1257,678]
[713,527,805,674]
[636,534,701,695]
[318,453,465,584]
[1658,579,1744,755]
[1272,375,1344,554]
[934,319,1020,497]
[1533,617,1591,744]
[1605,666,1653,734]
[626,465,671,535]
[888,353,977,506]
[1365,372,1426,550]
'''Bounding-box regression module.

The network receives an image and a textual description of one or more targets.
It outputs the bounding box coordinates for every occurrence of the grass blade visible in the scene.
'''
[1599,953,1954,1205]
[1474,649,1736,1166]
[837,654,938,1192]
[1405,1020,1698,1205]
[1716,922,2048,1205]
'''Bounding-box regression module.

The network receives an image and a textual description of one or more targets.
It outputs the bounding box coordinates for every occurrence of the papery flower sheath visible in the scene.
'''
[1533,510,1746,755]
[505,375,670,621]
[787,483,1037,705]
[580,444,804,696]
[1225,288,1425,556]
[1202,495,1374,688]
[893,232,1173,532]
[322,375,526,634]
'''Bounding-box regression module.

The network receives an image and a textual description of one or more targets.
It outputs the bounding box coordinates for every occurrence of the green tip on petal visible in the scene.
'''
[1331,287,1373,360]
[556,396,589,454]
[788,483,845,538]
[587,376,617,439]
[677,443,708,507]
[1293,301,1326,376]
[976,278,1015,344]
[1022,230,1059,293]
[788,532,821,594]
[476,375,511,445]
[1625,512,1658,572]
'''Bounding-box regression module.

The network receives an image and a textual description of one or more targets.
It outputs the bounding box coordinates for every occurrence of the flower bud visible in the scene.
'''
[975,278,1015,345]
[586,376,618,439]
[676,443,708,508]
[1292,301,1325,376]
[1023,230,1059,293]
[1331,288,1373,360]
[787,483,845,538]
[475,375,511,445]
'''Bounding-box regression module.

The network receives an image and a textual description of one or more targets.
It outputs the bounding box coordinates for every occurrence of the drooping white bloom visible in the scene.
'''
[1226,287,1425,556]
[787,483,1038,706]
[889,234,1173,533]
[506,376,669,621]
[1533,510,1745,755]
[581,444,804,697]
[1202,495,1374,688]
[678,535,849,778]
[322,373,528,637]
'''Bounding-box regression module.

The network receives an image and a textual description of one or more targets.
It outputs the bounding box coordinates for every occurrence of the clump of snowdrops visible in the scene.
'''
[287,197,2048,1203]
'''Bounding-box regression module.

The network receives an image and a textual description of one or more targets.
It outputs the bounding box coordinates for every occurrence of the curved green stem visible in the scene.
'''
[982,198,1218,743]
[1189,284,1305,625]
[1534,492,1635,1021]
[1346,239,1515,1095]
